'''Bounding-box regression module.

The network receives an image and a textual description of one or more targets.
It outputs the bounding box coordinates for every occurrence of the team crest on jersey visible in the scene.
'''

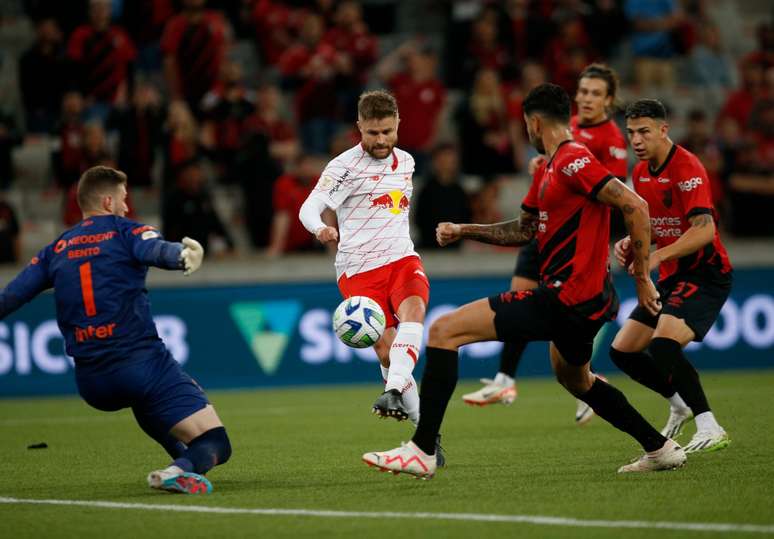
[662,189,673,208]
[638,176,651,182]
[370,190,409,214]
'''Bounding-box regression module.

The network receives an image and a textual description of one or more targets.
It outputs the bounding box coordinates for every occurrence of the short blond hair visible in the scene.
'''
[77,166,126,211]
[357,90,398,121]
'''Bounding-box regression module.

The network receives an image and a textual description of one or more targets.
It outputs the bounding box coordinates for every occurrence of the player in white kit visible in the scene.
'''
[299,90,443,465]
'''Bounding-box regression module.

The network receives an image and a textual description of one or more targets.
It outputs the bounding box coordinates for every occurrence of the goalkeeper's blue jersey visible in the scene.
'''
[0,215,184,371]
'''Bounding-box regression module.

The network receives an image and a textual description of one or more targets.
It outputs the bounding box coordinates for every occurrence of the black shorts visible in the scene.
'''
[488,285,606,366]
[513,239,540,281]
[629,267,732,341]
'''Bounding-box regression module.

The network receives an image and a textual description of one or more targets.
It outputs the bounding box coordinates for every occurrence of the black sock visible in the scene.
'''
[412,347,458,455]
[610,346,676,399]
[498,340,527,378]
[580,378,666,452]
[649,337,710,415]
[173,426,232,475]
[133,408,187,459]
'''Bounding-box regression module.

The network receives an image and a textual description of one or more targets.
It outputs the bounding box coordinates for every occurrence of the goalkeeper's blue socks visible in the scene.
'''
[172,426,232,475]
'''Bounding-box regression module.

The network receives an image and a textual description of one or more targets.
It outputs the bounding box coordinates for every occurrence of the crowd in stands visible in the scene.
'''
[0,0,771,263]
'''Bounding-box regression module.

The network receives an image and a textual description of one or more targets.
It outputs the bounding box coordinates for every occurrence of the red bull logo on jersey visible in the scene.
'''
[370,190,409,215]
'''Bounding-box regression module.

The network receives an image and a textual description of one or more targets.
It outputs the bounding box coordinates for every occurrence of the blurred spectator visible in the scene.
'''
[468,180,504,251]
[279,11,340,154]
[0,111,22,190]
[717,59,767,133]
[80,122,113,171]
[120,0,175,74]
[267,154,327,257]
[201,61,256,183]
[687,22,735,100]
[237,128,282,250]
[505,61,547,172]
[163,100,204,191]
[624,0,683,88]
[244,81,299,169]
[328,126,360,157]
[742,22,774,71]
[726,88,774,236]
[52,92,86,188]
[161,0,231,114]
[376,41,447,176]
[62,122,117,226]
[322,1,378,90]
[460,9,510,89]
[584,0,628,59]
[679,109,725,207]
[457,68,516,178]
[250,0,302,66]
[162,157,235,255]
[109,83,164,188]
[67,0,137,121]
[414,144,471,250]
[0,195,20,263]
[18,17,70,134]
[505,0,553,65]
[23,0,90,37]
[544,17,594,94]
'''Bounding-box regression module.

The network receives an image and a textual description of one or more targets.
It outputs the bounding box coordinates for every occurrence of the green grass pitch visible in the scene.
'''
[1,370,773,538]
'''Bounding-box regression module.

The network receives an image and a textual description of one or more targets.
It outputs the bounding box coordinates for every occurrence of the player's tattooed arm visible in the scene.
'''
[597,178,661,315]
[651,211,716,266]
[436,211,537,247]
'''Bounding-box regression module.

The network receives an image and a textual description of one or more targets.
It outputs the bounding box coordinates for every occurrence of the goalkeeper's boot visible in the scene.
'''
[617,439,686,473]
[147,466,212,494]
[362,441,436,479]
[372,389,408,421]
[462,377,517,406]
[660,405,693,439]
[684,429,730,454]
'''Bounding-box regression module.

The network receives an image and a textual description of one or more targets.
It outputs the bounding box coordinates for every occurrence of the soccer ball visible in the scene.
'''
[333,296,386,348]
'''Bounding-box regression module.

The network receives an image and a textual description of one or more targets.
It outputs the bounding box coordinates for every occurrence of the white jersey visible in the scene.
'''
[313,144,417,279]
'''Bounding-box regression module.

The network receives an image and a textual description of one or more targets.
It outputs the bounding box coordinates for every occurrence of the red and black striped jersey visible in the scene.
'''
[570,116,628,179]
[522,140,618,321]
[67,25,137,103]
[632,144,732,283]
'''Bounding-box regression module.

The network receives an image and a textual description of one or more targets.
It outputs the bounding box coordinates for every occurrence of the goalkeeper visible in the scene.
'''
[0,166,230,495]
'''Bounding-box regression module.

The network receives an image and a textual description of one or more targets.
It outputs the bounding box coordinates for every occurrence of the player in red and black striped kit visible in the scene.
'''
[363,84,686,478]
[463,64,627,426]
[611,99,732,454]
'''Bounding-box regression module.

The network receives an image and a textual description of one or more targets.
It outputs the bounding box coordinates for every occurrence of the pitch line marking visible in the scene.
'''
[0,497,772,534]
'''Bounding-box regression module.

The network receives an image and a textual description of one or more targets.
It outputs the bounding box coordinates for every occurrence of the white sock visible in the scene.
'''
[385,322,423,392]
[694,411,722,432]
[380,365,389,385]
[668,392,689,411]
[403,375,420,425]
[493,372,515,387]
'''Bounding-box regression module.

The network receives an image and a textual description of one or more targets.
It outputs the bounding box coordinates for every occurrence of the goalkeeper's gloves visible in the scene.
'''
[180,237,204,276]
